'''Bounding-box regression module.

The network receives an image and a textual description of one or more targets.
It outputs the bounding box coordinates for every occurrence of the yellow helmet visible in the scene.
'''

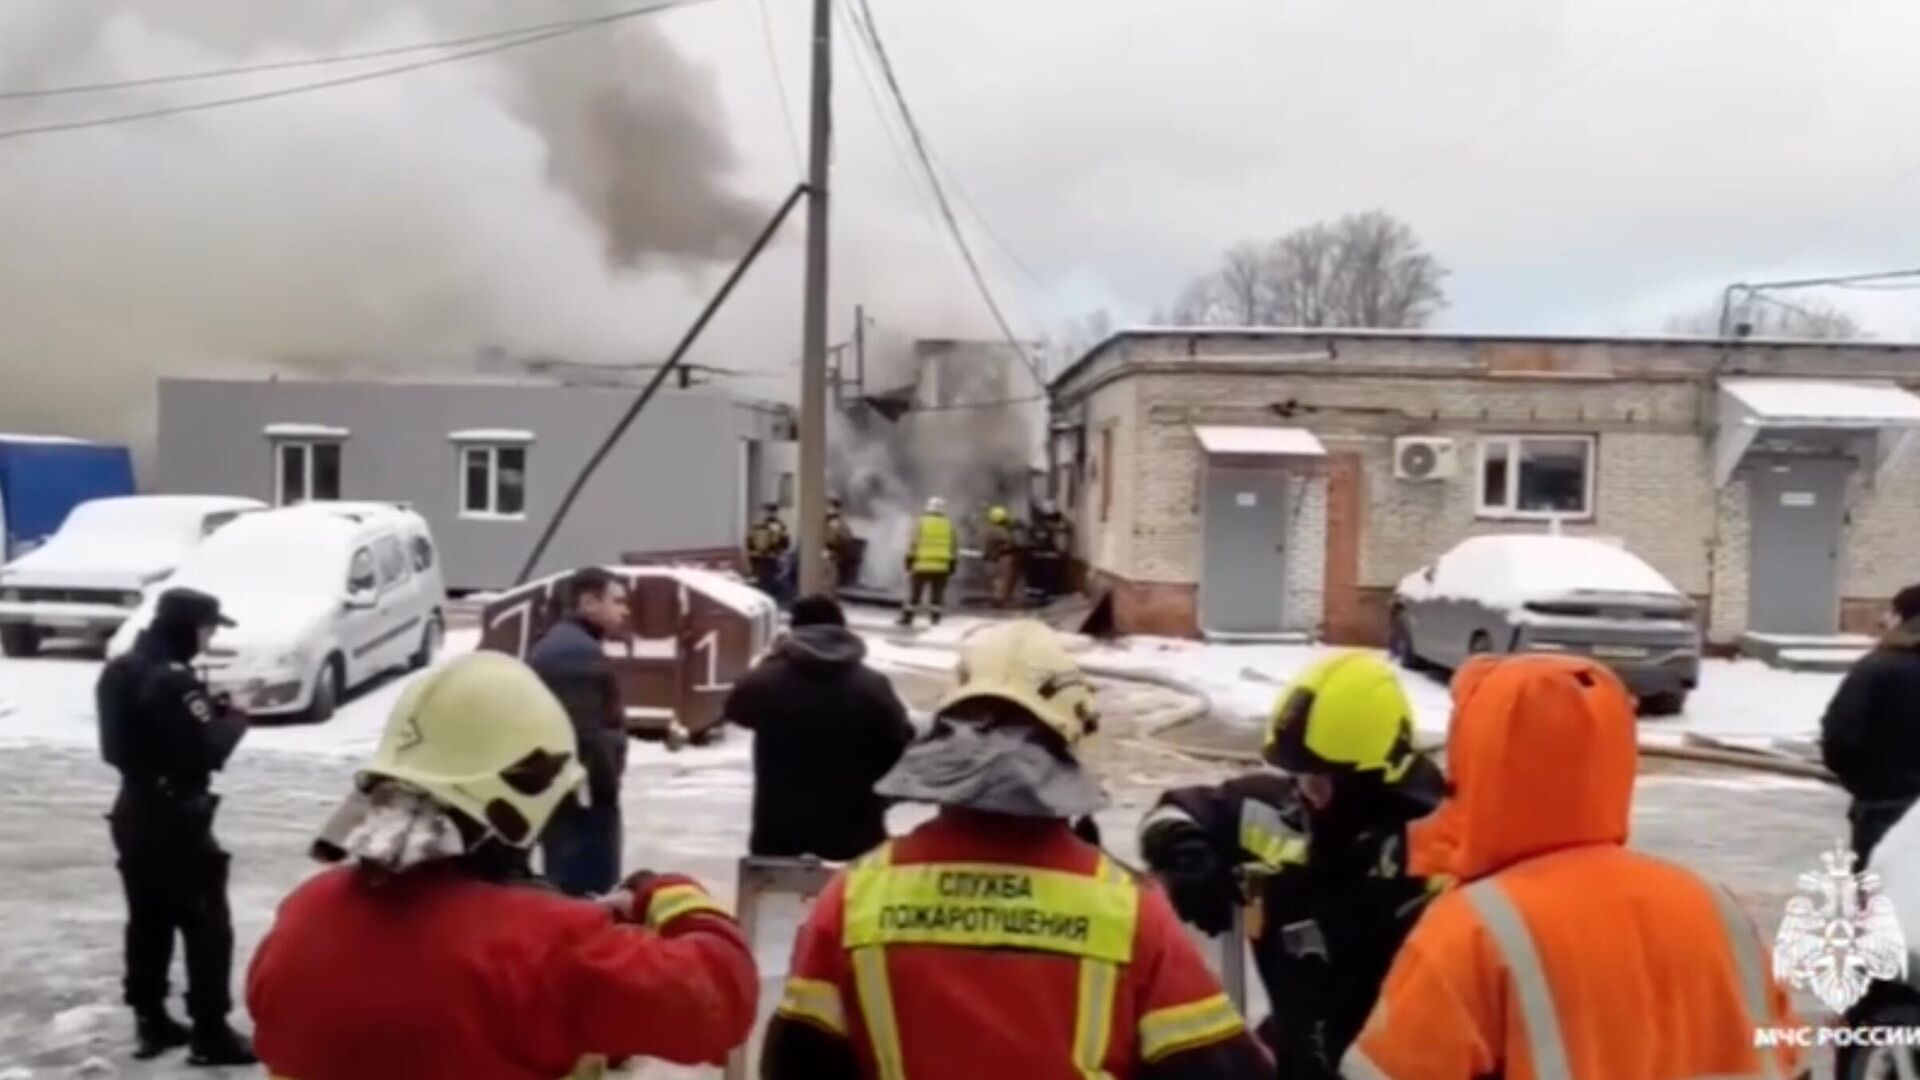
[989,506,1010,525]
[360,651,586,849]
[935,620,1099,749]
[1263,652,1417,783]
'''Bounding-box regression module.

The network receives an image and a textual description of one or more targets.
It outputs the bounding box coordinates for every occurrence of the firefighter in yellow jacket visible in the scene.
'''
[898,497,956,628]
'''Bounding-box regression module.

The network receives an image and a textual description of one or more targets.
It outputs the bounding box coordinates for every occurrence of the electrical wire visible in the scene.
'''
[0,0,710,144]
[0,6,677,102]
[746,0,805,175]
[831,0,946,239]
[844,0,1047,388]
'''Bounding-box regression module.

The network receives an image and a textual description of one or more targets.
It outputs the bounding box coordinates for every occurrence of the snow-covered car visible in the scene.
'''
[108,502,446,722]
[0,494,264,656]
[1389,534,1702,714]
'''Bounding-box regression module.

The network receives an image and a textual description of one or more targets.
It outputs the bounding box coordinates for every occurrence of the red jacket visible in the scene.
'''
[760,812,1269,1080]
[247,865,756,1080]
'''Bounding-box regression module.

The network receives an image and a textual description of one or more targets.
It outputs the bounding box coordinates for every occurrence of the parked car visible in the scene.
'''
[1389,534,1702,715]
[108,502,446,723]
[0,434,136,560]
[0,494,263,657]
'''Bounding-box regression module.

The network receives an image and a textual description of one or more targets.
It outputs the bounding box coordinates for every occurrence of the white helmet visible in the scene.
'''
[358,652,585,849]
[926,496,947,514]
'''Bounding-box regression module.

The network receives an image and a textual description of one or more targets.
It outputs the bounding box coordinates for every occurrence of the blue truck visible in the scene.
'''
[0,436,137,561]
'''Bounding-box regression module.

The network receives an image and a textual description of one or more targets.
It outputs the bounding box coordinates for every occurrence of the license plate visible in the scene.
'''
[1592,644,1649,659]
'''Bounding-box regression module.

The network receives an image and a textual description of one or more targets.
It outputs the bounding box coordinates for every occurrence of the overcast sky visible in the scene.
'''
[663,0,1920,349]
[6,0,1920,440]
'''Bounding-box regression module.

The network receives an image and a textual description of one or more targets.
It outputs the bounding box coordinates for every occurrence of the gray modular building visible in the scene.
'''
[156,377,795,592]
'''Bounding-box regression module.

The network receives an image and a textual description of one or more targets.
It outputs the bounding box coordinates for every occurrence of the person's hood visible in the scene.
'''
[1409,655,1636,883]
[874,720,1107,819]
[1881,617,1920,652]
[778,624,866,674]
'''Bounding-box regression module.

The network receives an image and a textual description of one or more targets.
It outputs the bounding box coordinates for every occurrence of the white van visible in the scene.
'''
[108,502,447,722]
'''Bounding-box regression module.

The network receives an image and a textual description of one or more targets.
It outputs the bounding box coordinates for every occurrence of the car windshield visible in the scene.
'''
[57,500,209,546]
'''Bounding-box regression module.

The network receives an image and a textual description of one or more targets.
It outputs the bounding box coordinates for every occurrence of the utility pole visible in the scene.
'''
[795,0,832,596]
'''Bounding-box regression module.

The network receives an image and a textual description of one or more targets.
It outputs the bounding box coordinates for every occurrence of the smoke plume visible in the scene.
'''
[0,1,761,450]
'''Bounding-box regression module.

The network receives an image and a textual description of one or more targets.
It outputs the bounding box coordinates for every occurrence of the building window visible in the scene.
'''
[276,441,342,506]
[460,445,528,520]
[1477,435,1595,519]
[1099,427,1114,523]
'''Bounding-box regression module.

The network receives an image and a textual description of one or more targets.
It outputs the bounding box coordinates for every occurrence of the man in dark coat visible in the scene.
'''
[530,567,630,897]
[723,594,914,860]
[1822,583,1920,869]
[96,587,256,1066]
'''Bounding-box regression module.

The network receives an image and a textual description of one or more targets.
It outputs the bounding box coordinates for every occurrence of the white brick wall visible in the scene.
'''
[1844,446,1920,599]
[1283,475,1327,634]
[1710,478,1751,640]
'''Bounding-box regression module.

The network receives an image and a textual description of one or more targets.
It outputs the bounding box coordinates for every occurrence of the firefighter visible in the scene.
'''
[1344,655,1800,1080]
[1138,652,1444,1078]
[897,496,956,628]
[1026,499,1072,600]
[983,505,1021,609]
[747,502,792,601]
[825,497,859,592]
[761,620,1270,1080]
[95,586,255,1066]
[246,651,758,1078]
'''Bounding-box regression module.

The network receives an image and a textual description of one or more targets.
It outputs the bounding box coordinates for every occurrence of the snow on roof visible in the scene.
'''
[263,422,350,439]
[447,428,535,443]
[0,432,96,445]
[1428,534,1682,606]
[1720,378,1920,427]
[1193,425,1326,457]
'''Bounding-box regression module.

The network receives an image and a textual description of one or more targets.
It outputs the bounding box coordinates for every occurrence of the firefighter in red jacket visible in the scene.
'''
[246,652,757,1079]
[761,620,1270,1080]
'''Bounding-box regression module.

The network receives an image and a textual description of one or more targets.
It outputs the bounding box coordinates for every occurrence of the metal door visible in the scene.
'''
[1747,457,1850,635]
[1201,465,1291,634]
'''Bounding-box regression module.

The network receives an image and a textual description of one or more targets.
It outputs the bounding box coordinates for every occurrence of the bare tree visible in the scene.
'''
[1170,211,1448,328]
[1666,295,1866,340]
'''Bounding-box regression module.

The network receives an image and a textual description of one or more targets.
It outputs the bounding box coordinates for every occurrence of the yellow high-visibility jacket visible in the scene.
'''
[910,513,956,574]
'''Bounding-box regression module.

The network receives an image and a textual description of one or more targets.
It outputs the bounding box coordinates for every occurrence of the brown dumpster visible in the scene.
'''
[478,565,776,740]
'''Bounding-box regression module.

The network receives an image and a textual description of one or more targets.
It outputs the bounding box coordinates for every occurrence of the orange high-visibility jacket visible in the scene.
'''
[1344,655,1801,1080]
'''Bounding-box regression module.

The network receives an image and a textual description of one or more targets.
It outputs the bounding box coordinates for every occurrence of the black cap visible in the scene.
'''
[156,587,235,630]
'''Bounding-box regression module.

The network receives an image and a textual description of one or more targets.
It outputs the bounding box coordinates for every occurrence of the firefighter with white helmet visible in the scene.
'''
[762,620,1268,1079]
[898,495,957,627]
[1138,652,1445,1078]
[247,652,757,1078]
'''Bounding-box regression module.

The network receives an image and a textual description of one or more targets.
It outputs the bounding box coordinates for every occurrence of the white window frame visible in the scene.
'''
[459,444,529,521]
[273,440,343,506]
[1475,434,1597,521]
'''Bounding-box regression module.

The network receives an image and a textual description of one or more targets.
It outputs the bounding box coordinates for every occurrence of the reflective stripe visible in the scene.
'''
[1340,1044,1400,1080]
[645,883,726,929]
[1462,881,1571,1080]
[844,857,1139,963]
[1073,958,1118,1078]
[1238,799,1308,870]
[1138,993,1246,1063]
[1707,886,1783,1080]
[777,976,849,1037]
[852,946,908,1080]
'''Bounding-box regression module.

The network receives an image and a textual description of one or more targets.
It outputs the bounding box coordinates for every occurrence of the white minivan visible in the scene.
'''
[109,502,447,722]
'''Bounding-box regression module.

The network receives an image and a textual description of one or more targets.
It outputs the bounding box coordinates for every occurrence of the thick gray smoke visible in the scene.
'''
[0,1,761,450]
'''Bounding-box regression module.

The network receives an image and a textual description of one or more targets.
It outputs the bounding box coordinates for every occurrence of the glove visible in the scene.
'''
[605,871,730,932]
[1151,832,1237,937]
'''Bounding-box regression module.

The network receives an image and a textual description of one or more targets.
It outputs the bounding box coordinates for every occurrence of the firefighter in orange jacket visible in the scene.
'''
[1342,654,1800,1080]
[246,652,758,1079]
[761,620,1270,1080]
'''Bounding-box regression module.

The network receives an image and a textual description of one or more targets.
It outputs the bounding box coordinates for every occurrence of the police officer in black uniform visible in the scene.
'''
[96,587,256,1065]
[1139,652,1443,1079]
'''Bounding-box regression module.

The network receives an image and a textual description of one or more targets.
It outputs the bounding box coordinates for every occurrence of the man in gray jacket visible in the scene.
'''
[529,567,630,896]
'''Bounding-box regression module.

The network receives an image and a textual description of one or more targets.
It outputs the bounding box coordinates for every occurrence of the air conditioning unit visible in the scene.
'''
[1393,437,1459,481]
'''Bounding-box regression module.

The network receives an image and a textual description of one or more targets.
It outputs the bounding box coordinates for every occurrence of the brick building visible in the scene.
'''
[1048,328,1920,645]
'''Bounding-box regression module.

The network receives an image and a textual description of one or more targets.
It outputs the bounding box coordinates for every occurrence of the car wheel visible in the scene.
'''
[0,625,42,658]
[410,614,444,671]
[1467,630,1494,656]
[1388,610,1422,671]
[303,656,343,725]
[1638,691,1688,717]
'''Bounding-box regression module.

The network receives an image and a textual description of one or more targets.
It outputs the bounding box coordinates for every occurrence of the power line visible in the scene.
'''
[831,0,946,239]
[0,7,672,102]
[844,0,1048,388]
[0,0,709,144]
[745,0,805,175]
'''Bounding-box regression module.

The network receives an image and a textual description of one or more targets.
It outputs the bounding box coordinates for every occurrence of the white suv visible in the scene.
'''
[109,502,447,722]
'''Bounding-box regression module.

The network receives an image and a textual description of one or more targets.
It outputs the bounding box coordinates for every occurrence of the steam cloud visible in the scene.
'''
[0,1,762,450]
